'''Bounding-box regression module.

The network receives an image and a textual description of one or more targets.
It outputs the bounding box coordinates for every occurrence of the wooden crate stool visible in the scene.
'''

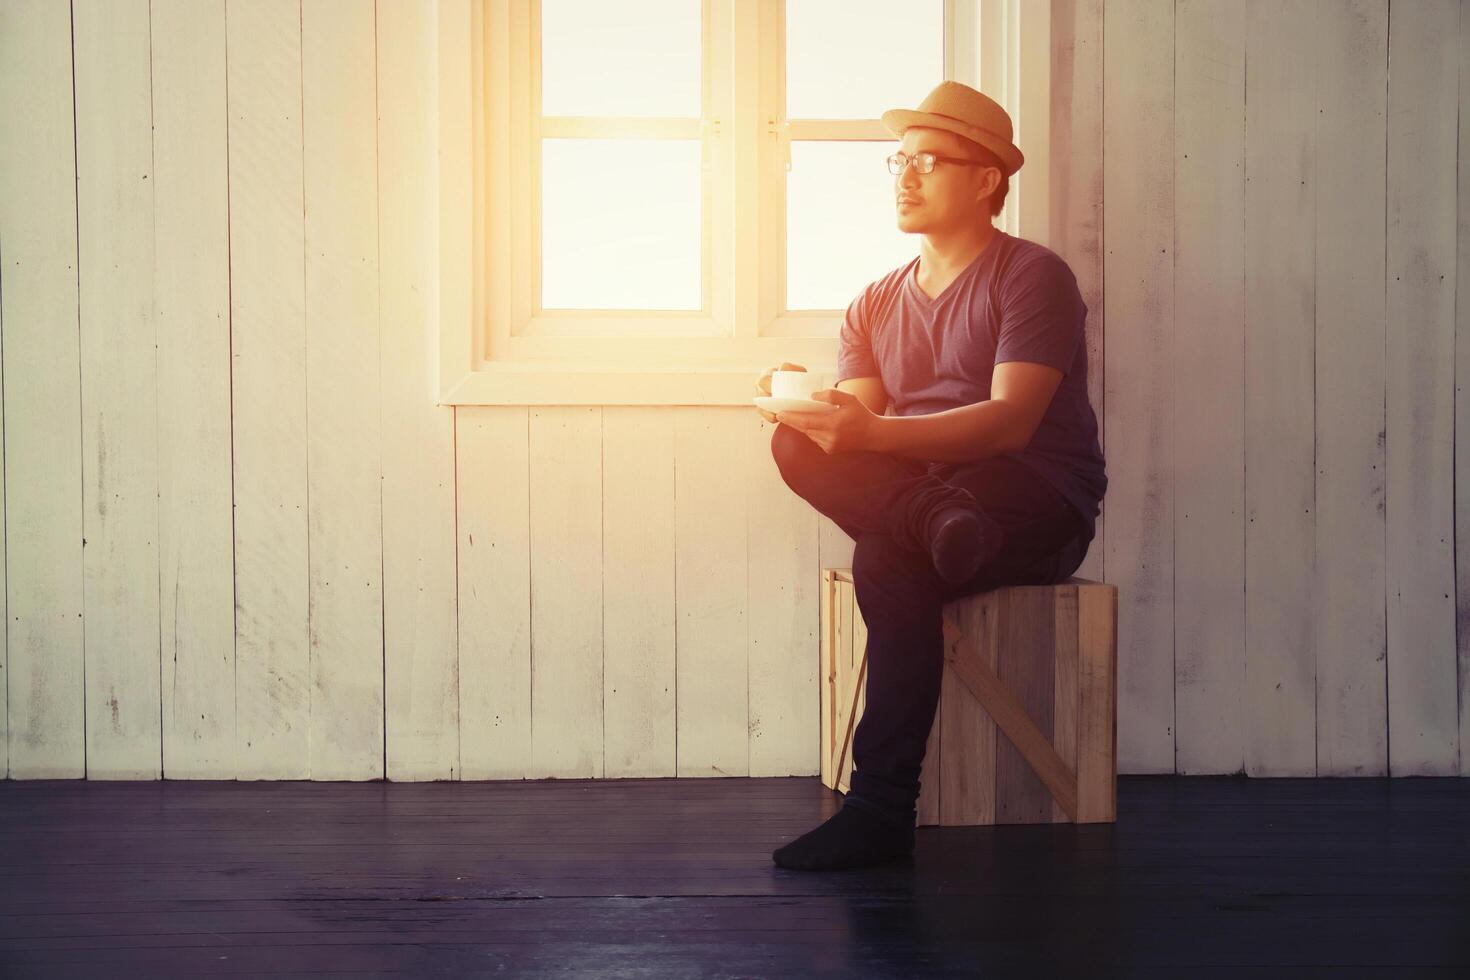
[820,568,1118,825]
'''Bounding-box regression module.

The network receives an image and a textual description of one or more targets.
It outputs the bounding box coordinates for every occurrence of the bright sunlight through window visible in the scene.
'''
[539,0,945,315]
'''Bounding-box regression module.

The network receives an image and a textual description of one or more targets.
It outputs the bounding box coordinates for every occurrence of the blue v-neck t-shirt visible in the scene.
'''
[834,230,1107,540]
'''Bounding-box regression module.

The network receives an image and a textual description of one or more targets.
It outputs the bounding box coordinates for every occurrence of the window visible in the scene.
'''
[437,0,1051,405]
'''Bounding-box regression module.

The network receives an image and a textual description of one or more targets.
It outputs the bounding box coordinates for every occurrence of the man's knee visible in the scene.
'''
[852,531,930,590]
[770,421,815,481]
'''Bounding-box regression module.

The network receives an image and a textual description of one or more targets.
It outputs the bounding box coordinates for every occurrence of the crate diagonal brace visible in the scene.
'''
[834,649,868,788]
[942,627,1079,822]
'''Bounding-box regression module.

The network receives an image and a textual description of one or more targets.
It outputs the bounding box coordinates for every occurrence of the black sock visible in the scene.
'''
[772,803,916,871]
[928,505,1001,584]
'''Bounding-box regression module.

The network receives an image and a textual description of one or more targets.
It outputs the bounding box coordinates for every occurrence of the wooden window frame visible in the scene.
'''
[437,0,1050,405]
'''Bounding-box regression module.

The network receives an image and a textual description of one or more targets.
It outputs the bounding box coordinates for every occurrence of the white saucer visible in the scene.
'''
[754,395,838,414]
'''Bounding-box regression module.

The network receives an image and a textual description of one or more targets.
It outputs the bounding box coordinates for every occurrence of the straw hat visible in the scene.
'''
[880,80,1024,177]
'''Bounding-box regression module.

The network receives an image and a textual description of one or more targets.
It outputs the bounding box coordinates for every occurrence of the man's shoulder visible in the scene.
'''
[1002,235,1078,283]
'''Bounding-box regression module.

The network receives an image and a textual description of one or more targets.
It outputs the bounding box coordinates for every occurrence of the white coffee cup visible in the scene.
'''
[771,369,823,401]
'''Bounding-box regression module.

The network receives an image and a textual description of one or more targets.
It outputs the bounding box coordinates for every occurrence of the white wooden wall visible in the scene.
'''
[1,0,1466,781]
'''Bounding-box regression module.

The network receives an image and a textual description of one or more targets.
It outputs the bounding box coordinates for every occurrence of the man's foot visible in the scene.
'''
[771,804,916,871]
[928,504,1003,584]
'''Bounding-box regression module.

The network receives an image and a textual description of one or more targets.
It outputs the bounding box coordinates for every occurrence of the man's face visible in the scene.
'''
[893,126,1001,234]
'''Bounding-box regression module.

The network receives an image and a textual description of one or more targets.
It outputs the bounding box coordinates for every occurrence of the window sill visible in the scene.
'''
[441,360,838,407]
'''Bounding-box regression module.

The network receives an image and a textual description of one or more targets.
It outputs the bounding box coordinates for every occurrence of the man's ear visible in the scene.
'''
[975,168,1001,208]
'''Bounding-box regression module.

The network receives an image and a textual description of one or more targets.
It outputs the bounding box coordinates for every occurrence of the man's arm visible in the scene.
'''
[866,400,1022,462]
[835,376,888,416]
[864,360,1065,463]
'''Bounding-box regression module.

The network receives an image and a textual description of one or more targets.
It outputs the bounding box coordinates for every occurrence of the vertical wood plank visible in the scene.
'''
[1173,0,1246,775]
[1102,0,1175,773]
[1049,0,1106,585]
[820,515,855,784]
[1459,0,1470,774]
[151,0,236,779]
[1243,0,1317,776]
[301,0,384,780]
[0,0,84,778]
[851,591,869,733]
[1314,0,1388,776]
[833,576,853,791]
[377,0,460,781]
[528,407,603,777]
[916,670,942,824]
[673,409,749,777]
[995,589,1056,823]
[939,596,996,824]
[844,577,862,792]
[75,0,161,778]
[820,570,835,788]
[1385,0,1460,775]
[1052,585,1079,821]
[456,407,532,779]
[747,415,820,776]
[228,0,311,780]
[1077,584,1118,821]
[603,408,676,777]
[0,226,5,776]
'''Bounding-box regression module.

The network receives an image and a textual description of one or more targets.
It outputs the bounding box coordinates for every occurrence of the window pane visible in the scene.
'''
[541,0,701,117]
[786,0,943,120]
[541,138,702,311]
[786,141,915,312]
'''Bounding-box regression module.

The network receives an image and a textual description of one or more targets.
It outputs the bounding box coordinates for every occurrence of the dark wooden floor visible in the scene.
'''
[0,775,1467,978]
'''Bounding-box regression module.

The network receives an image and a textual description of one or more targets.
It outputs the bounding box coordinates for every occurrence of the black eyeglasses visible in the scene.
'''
[886,151,992,176]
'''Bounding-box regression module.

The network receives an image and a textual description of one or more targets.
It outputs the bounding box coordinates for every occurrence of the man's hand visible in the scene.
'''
[775,388,880,455]
[754,362,805,424]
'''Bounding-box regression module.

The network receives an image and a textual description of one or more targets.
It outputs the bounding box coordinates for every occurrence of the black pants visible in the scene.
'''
[770,421,1092,827]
